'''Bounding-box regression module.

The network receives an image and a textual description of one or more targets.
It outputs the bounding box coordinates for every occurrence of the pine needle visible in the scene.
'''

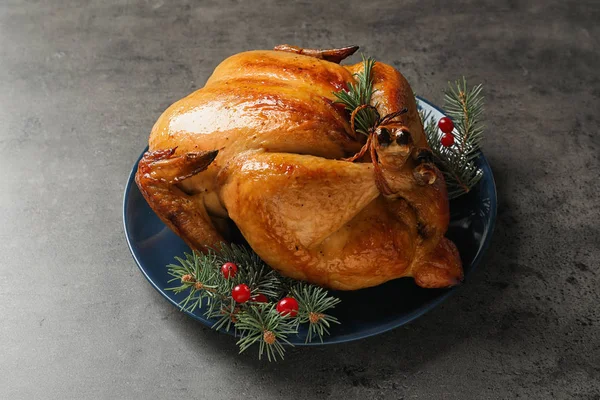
[164,243,341,361]
[333,54,379,136]
[421,77,485,199]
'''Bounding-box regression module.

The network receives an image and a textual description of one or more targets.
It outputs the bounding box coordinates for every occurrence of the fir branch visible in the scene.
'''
[421,77,485,199]
[211,243,281,299]
[165,252,220,313]
[235,304,296,362]
[164,243,342,361]
[443,78,485,155]
[291,284,341,343]
[333,54,379,136]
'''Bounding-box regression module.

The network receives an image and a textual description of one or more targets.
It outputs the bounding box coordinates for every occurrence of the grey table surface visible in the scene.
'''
[1,0,599,399]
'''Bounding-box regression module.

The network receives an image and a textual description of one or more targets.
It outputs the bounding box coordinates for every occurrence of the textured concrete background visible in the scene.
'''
[1,0,599,399]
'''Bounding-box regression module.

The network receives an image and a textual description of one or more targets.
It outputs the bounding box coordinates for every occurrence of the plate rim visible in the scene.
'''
[123,96,497,345]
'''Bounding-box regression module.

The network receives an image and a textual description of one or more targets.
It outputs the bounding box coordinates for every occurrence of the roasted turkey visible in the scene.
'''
[135,45,463,290]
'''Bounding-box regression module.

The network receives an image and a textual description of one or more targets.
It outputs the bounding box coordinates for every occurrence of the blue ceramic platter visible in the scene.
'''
[123,97,497,345]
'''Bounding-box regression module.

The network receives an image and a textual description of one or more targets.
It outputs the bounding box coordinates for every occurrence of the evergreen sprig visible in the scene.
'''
[291,284,341,343]
[235,304,296,362]
[333,54,379,136]
[421,77,485,199]
[165,243,341,361]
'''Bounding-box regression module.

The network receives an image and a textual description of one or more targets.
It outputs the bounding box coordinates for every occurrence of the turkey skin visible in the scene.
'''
[135,46,463,290]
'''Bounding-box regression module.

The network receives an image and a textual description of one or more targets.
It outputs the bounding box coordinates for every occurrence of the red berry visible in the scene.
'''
[438,117,455,134]
[441,133,455,147]
[231,284,251,303]
[276,297,299,317]
[221,262,238,279]
[250,293,268,303]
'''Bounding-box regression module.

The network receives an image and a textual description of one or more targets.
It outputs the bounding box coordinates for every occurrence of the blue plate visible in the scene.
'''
[123,97,497,345]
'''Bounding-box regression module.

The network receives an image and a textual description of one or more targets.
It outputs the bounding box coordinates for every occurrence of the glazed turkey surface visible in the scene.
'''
[135,46,463,290]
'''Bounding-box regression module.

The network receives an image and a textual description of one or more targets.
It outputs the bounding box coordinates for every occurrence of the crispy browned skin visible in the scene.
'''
[136,46,463,290]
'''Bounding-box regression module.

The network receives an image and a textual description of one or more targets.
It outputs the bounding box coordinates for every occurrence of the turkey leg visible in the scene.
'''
[218,150,462,289]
